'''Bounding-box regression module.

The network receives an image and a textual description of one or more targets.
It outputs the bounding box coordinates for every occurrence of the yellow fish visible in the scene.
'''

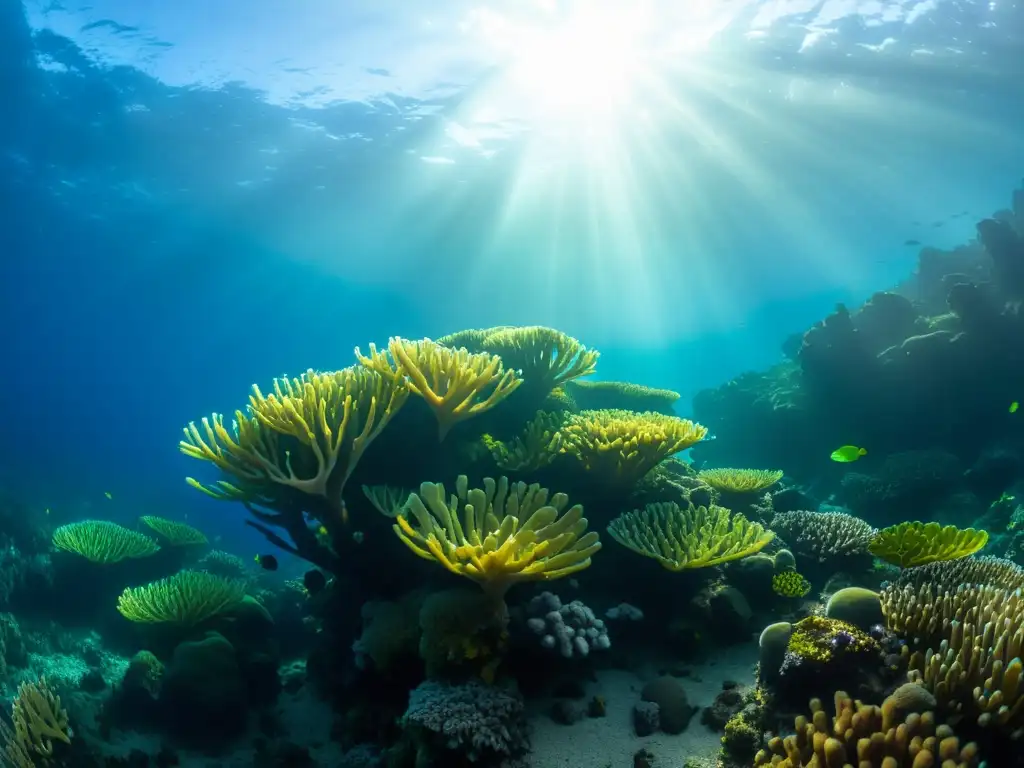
[317,526,328,536]
[1011,401,1019,413]
[104,491,113,500]
[831,445,867,463]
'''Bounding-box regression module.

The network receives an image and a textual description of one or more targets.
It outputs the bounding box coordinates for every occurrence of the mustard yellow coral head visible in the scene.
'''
[869,521,988,568]
[393,475,600,598]
[52,520,160,564]
[607,501,773,571]
[697,468,783,494]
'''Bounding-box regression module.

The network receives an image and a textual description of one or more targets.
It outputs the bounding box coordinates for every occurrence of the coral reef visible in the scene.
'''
[524,592,609,658]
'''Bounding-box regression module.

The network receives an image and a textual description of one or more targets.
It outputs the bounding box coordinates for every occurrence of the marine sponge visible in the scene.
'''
[357,337,519,440]
[881,580,1024,736]
[478,326,599,394]
[771,571,811,598]
[785,615,877,666]
[181,366,408,524]
[0,678,72,767]
[868,521,989,568]
[117,570,247,625]
[560,409,708,485]
[768,510,875,563]
[394,475,601,600]
[607,501,773,571]
[139,516,208,546]
[824,587,883,631]
[697,468,783,494]
[753,690,979,767]
[52,520,160,564]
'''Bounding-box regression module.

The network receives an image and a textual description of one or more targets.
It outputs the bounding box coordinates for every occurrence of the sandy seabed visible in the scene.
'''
[529,642,760,768]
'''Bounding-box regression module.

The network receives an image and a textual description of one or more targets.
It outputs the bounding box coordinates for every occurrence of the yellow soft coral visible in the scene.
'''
[117,570,247,625]
[698,468,783,494]
[482,411,565,472]
[607,501,773,571]
[182,366,407,523]
[52,521,160,564]
[139,516,208,546]
[478,326,599,394]
[393,475,601,600]
[868,521,988,568]
[0,679,71,768]
[357,338,520,440]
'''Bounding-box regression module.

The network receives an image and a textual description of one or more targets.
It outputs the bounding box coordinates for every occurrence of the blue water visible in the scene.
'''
[2,0,1022,553]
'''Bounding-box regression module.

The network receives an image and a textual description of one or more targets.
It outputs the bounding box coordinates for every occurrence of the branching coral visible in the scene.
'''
[51,521,160,564]
[769,510,876,563]
[607,501,773,571]
[481,411,565,472]
[881,580,1024,737]
[697,468,783,494]
[478,326,599,394]
[0,678,72,768]
[117,570,247,625]
[868,521,988,568]
[139,516,208,546]
[560,409,708,484]
[357,338,520,440]
[754,690,979,767]
[393,476,600,601]
[180,366,407,570]
[888,554,1024,593]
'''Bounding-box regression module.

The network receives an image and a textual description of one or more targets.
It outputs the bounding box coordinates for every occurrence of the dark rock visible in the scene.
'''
[701,687,744,730]
[549,699,586,725]
[640,677,695,734]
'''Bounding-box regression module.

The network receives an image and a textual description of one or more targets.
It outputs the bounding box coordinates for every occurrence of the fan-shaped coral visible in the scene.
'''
[478,326,599,394]
[362,484,412,518]
[139,516,208,546]
[753,690,979,767]
[606,501,773,571]
[52,520,160,564]
[698,468,783,494]
[117,570,247,625]
[560,409,708,484]
[868,521,988,568]
[393,476,601,600]
[356,338,520,440]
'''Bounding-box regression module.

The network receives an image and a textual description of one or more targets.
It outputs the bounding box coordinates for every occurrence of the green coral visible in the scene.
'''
[868,521,988,568]
[481,411,566,472]
[117,571,247,626]
[771,571,811,598]
[139,516,208,546]
[607,501,773,571]
[52,520,160,564]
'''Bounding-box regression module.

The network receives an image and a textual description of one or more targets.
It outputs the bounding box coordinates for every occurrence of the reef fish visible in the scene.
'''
[1011,401,1019,413]
[831,445,867,463]
[255,553,279,571]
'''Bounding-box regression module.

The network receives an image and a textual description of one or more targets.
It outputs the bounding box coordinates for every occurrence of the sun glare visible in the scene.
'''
[504,7,649,120]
